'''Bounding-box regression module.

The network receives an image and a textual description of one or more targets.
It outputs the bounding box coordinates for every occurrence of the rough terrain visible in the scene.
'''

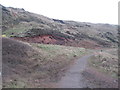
[1,4,119,88]
[2,37,88,88]
[1,4,118,48]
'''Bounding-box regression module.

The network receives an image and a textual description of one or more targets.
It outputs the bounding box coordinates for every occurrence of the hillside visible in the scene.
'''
[1,5,118,88]
[2,37,88,88]
[1,5,118,49]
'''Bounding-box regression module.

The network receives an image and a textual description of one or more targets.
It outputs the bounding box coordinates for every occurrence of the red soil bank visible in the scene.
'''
[13,35,102,49]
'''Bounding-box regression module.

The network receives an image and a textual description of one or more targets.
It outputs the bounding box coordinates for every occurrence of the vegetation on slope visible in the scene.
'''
[3,37,88,88]
[88,49,118,78]
[1,5,118,48]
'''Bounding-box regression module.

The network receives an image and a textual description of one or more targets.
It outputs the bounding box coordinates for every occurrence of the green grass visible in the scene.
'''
[32,44,87,60]
[2,22,34,37]
[3,28,26,36]
[3,80,25,88]
[2,35,7,37]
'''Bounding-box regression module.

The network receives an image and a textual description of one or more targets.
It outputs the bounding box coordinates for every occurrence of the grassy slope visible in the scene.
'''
[3,38,90,88]
[26,44,89,88]
[88,48,118,78]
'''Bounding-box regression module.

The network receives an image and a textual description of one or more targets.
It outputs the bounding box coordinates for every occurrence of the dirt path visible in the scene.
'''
[57,54,93,88]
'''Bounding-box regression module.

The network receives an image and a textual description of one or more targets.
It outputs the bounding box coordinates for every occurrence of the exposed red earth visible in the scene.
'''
[12,35,102,49]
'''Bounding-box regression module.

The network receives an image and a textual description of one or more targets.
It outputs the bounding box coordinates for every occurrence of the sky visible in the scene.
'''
[0,0,119,24]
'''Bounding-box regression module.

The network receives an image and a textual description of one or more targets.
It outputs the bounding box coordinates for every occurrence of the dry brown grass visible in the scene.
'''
[3,37,88,88]
[88,49,118,78]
